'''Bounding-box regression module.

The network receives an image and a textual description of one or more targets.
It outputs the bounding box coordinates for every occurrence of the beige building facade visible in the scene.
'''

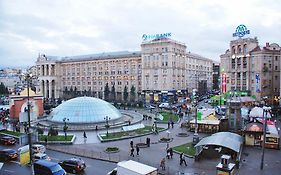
[220,37,281,102]
[36,38,214,102]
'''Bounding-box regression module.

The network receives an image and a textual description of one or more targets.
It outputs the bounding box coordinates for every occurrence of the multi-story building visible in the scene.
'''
[36,51,142,101]
[212,62,220,91]
[220,37,281,102]
[36,38,214,102]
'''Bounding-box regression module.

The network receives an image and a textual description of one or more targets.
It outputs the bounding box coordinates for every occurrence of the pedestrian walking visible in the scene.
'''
[160,158,166,170]
[169,148,173,159]
[136,145,140,156]
[166,149,170,159]
[146,137,150,147]
[130,147,135,157]
[166,143,169,150]
[83,131,87,138]
[168,122,170,129]
[130,139,134,148]
[180,153,187,166]
[171,121,174,128]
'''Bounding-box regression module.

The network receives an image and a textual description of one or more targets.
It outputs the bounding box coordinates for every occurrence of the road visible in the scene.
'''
[0,144,117,175]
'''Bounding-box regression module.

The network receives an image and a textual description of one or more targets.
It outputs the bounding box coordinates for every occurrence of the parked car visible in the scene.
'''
[59,157,86,174]
[0,149,18,161]
[0,136,16,145]
[159,102,171,109]
[215,106,226,115]
[32,144,46,154]
[107,168,117,175]
[33,153,51,161]
[34,160,66,175]
[145,104,156,109]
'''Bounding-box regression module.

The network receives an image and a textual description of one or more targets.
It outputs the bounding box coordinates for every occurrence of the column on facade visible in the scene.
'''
[54,81,58,99]
[40,80,44,96]
[49,79,52,99]
[49,64,52,76]
[45,64,48,76]
[44,80,48,99]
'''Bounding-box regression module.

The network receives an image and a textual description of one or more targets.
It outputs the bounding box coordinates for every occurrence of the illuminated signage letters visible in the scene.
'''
[233,24,250,38]
[142,33,172,41]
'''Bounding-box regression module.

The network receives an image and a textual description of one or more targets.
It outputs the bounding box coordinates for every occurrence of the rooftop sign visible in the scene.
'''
[142,33,171,41]
[232,24,250,38]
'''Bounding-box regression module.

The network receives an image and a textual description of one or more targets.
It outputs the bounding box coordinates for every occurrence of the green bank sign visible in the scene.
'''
[142,33,172,41]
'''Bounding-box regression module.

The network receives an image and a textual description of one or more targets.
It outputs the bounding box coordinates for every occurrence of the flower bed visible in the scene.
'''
[136,143,148,148]
[105,147,120,153]
[176,133,189,137]
[159,137,173,143]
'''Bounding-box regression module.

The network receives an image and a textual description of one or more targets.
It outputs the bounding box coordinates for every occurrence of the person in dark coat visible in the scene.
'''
[169,148,173,159]
[146,137,150,147]
[83,131,87,138]
[130,139,134,148]
[136,145,140,156]
[180,153,187,166]
[130,147,135,157]
[166,149,170,159]
[171,121,174,128]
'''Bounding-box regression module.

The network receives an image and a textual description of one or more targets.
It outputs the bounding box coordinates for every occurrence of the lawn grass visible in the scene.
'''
[101,126,165,140]
[173,142,196,157]
[159,112,179,123]
[0,130,23,137]
[39,135,74,142]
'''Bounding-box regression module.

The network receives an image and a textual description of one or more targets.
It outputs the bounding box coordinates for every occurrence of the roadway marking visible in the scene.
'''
[3,169,15,173]
[10,161,21,165]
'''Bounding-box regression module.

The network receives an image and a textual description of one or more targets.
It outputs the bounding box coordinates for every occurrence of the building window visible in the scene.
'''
[243,44,247,53]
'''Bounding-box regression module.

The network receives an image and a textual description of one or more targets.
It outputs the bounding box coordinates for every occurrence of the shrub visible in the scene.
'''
[48,127,58,136]
[37,127,44,135]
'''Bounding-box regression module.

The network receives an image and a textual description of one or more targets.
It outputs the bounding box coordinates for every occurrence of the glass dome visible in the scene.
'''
[50,97,122,123]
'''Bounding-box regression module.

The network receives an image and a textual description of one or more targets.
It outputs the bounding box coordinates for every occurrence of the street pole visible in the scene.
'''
[104,116,110,137]
[26,73,33,173]
[260,106,270,170]
[63,118,69,141]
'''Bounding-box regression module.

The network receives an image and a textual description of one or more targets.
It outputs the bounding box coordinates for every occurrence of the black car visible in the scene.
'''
[59,157,86,174]
[0,149,18,161]
[0,136,16,145]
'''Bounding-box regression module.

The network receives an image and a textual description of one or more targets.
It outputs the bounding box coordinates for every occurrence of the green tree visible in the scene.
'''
[130,85,136,102]
[123,85,128,102]
[0,82,8,95]
[64,87,68,95]
[104,83,110,101]
[87,88,92,96]
[74,87,78,97]
[70,86,73,97]
[110,85,116,102]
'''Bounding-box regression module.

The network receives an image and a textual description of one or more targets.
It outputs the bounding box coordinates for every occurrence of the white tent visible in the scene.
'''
[249,107,271,119]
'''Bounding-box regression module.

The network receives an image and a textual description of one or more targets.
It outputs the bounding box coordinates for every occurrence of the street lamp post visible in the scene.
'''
[192,89,199,144]
[104,116,110,137]
[25,73,33,166]
[260,106,271,170]
[63,117,69,141]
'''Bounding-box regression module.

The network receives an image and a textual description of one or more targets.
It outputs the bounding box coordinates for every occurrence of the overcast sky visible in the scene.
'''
[1,0,281,68]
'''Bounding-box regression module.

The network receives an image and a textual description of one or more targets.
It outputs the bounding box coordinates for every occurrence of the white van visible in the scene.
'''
[32,144,46,154]
[33,153,51,161]
[108,160,157,175]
